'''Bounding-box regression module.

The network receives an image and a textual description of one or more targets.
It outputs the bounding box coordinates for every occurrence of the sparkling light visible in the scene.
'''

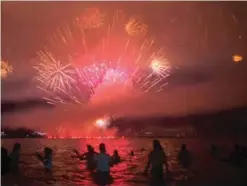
[34,9,172,105]
[125,18,148,37]
[232,54,243,63]
[95,117,111,129]
[150,58,170,77]
[34,51,76,92]
[96,119,106,127]
[76,8,105,29]
[1,60,13,79]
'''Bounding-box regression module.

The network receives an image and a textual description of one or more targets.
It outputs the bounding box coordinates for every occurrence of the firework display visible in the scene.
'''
[76,8,105,29]
[125,18,148,37]
[95,117,111,129]
[1,60,13,79]
[34,9,172,105]
[232,54,243,63]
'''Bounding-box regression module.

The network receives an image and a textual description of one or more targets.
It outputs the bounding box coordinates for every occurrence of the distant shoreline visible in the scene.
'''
[1,136,196,139]
[2,136,246,140]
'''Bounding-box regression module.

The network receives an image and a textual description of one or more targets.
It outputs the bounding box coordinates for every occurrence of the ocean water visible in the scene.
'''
[1,138,247,186]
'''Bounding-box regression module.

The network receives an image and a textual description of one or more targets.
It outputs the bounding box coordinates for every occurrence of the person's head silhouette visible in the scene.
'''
[99,143,106,153]
[153,140,163,151]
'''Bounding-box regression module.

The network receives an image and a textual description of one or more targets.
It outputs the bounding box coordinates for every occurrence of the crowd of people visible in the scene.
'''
[210,144,247,166]
[1,140,247,186]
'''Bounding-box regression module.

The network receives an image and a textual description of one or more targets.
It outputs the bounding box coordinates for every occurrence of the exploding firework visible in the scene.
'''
[34,51,91,104]
[34,9,171,105]
[1,60,13,79]
[95,117,110,129]
[150,54,171,77]
[76,8,105,29]
[232,54,243,63]
[102,68,128,85]
[34,51,76,92]
[132,50,171,92]
[125,18,148,37]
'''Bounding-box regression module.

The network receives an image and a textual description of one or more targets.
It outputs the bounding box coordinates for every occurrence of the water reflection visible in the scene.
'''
[2,138,247,186]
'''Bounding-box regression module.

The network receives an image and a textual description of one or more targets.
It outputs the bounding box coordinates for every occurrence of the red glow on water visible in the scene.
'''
[73,137,137,183]
[46,125,118,139]
[47,135,117,139]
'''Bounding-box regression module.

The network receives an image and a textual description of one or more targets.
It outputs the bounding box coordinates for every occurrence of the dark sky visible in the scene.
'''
[1,2,247,123]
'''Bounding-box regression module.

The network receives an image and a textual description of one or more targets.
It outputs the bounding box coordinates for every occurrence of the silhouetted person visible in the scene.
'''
[230,144,243,166]
[130,150,134,156]
[141,148,146,152]
[1,147,11,175]
[112,150,121,165]
[36,147,53,172]
[210,144,218,157]
[73,145,98,171]
[94,143,113,186]
[9,143,21,173]
[144,140,169,185]
[240,146,247,159]
[178,144,192,169]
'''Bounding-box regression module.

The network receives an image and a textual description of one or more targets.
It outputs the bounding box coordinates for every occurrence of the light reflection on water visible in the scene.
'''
[2,138,247,186]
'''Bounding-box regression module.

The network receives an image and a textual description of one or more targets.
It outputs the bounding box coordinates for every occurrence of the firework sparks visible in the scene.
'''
[95,117,110,129]
[133,51,171,92]
[150,57,171,78]
[34,51,76,92]
[77,63,108,88]
[34,9,172,105]
[1,60,13,79]
[76,8,105,29]
[232,54,243,63]
[102,68,128,85]
[125,18,148,37]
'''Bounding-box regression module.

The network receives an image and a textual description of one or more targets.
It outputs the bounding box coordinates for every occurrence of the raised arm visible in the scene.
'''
[79,153,87,160]
[36,152,44,162]
[72,149,81,156]
[72,149,86,160]
[144,152,152,174]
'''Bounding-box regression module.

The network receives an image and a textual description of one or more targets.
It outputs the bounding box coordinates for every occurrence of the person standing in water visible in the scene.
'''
[36,147,53,172]
[177,144,192,169]
[94,143,113,186]
[73,145,98,171]
[112,150,121,165]
[209,144,218,158]
[129,150,134,156]
[9,143,22,173]
[144,140,169,185]
[1,147,11,175]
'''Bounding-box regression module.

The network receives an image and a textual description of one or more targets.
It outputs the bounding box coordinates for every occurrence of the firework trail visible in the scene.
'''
[125,18,148,37]
[34,51,76,92]
[139,51,171,92]
[34,8,172,105]
[1,60,13,79]
[34,51,92,104]
[76,8,105,30]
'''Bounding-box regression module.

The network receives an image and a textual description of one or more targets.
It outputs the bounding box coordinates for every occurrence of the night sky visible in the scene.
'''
[1,2,247,130]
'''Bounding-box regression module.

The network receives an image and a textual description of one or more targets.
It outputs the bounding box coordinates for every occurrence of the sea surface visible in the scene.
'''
[1,138,247,186]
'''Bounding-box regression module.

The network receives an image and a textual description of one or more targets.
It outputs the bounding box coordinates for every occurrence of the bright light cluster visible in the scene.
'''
[95,117,110,129]
[1,60,13,79]
[232,54,243,63]
[34,9,172,105]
